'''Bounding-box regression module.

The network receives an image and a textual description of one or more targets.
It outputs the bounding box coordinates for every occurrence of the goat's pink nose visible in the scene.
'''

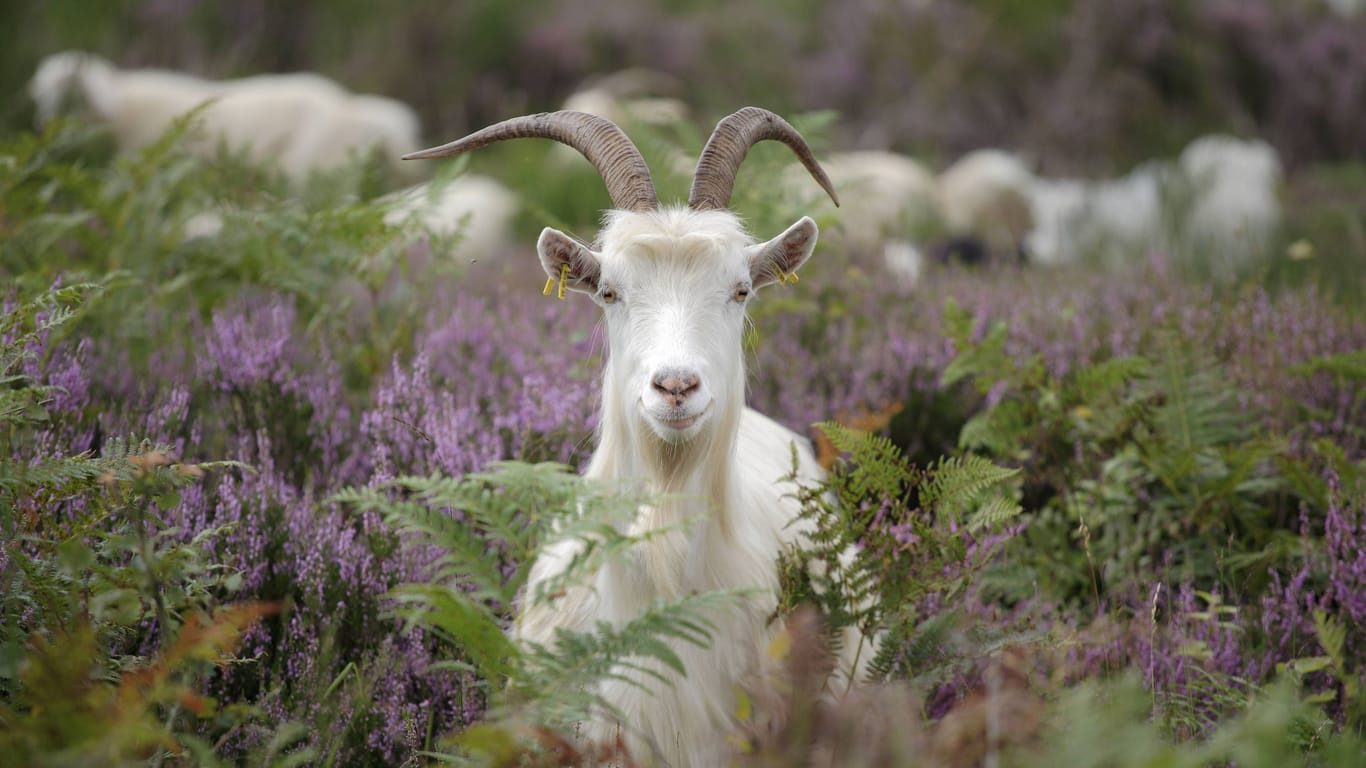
[652,370,701,407]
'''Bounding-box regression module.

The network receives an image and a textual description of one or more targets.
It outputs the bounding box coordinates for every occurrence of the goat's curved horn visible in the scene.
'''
[403,111,657,212]
[689,107,839,211]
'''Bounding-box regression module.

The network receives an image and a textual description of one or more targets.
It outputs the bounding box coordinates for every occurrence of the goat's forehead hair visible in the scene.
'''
[594,206,757,266]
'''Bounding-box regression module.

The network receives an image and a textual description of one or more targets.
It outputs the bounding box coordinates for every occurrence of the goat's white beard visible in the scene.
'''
[642,410,722,491]
[599,373,739,483]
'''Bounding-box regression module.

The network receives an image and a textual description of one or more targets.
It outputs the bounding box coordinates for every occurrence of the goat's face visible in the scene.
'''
[539,208,818,445]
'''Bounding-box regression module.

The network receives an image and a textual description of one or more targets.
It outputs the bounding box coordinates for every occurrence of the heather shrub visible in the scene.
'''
[0,283,303,764]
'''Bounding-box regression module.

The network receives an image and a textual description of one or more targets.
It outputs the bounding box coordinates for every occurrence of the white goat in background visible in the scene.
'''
[29,50,420,183]
[1025,163,1166,267]
[379,174,519,258]
[1023,135,1282,270]
[406,108,868,767]
[937,149,1036,260]
[1174,135,1282,273]
[783,149,942,285]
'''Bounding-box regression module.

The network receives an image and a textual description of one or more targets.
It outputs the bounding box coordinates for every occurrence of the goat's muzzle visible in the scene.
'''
[652,369,701,409]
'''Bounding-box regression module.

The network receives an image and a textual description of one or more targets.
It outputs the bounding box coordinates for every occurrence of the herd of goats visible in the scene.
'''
[27,50,1290,766]
[31,51,1285,283]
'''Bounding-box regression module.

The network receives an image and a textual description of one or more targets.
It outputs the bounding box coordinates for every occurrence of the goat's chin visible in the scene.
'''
[640,401,713,444]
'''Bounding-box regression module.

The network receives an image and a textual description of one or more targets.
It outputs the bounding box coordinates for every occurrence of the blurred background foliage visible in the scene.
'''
[4,0,1366,172]
[5,0,1360,300]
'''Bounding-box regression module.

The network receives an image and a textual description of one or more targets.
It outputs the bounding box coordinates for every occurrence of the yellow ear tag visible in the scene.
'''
[775,267,789,285]
[788,270,800,284]
[543,263,571,300]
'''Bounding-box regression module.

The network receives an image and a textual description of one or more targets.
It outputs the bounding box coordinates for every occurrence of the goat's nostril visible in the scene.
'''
[652,371,702,402]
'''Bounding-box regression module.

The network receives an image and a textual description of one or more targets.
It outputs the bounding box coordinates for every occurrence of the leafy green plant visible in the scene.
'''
[0,117,462,385]
[1021,674,1365,768]
[0,603,290,768]
[775,422,1022,686]
[939,296,1312,604]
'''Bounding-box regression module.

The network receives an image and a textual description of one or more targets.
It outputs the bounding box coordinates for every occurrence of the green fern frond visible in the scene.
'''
[525,512,688,610]
[920,454,1020,508]
[389,583,520,683]
[967,494,1023,533]
[815,421,918,505]
[514,590,743,727]
[330,461,763,735]
[1141,342,1248,453]
[1071,355,1151,401]
[777,421,1024,688]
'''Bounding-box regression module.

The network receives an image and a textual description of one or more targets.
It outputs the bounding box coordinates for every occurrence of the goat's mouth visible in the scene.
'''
[641,401,713,439]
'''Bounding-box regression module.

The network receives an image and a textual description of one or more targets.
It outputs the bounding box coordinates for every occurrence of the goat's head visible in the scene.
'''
[405,108,837,449]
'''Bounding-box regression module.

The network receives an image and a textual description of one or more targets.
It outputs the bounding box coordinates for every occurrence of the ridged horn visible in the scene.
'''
[403,111,657,212]
[689,106,839,211]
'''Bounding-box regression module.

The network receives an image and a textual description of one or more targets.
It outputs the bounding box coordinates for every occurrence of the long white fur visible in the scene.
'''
[30,51,420,183]
[516,207,864,766]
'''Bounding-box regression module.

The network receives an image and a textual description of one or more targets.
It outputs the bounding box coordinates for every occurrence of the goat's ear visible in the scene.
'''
[748,216,818,288]
[537,227,601,295]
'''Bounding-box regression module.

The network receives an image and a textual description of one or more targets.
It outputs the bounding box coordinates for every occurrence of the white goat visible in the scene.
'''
[30,51,420,182]
[1023,135,1281,270]
[380,174,519,257]
[406,108,868,766]
[937,149,1036,259]
[1024,163,1166,267]
[1174,134,1282,273]
[1021,176,1089,266]
[782,150,941,284]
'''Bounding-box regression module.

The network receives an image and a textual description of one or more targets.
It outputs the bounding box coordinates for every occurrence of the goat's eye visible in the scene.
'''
[601,288,618,304]
[733,286,750,303]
